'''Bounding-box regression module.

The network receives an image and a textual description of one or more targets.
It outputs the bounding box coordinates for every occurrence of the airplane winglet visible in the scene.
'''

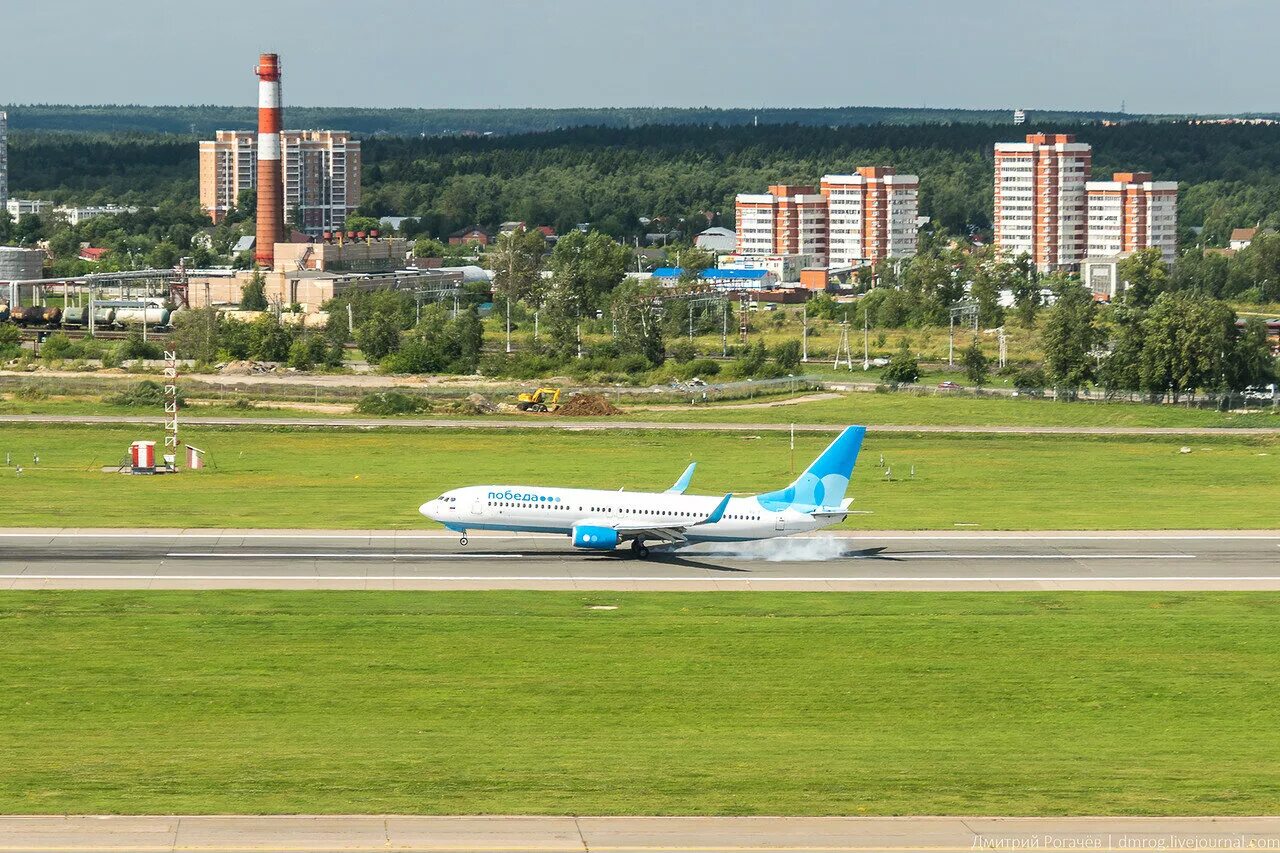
[704,493,732,524]
[665,462,697,494]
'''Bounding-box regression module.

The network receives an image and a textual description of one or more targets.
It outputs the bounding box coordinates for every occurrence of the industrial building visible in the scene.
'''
[820,168,920,268]
[1085,171,1178,263]
[54,204,140,226]
[994,133,1092,272]
[186,233,413,311]
[6,199,53,219]
[199,128,362,235]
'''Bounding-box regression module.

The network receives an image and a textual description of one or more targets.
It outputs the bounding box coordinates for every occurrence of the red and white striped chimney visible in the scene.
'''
[254,53,284,269]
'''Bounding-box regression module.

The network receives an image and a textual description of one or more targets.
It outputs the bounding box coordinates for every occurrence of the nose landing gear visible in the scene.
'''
[459,535,469,546]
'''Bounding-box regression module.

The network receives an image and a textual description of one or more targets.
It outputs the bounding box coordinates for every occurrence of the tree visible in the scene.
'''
[1117,247,1170,307]
[962,338,989,387]
[1040,284,1096,400]
[1138,292,1235,402]
[169,308,222,363]
[488,227,546,307]
[881,341,920,387]
[1096,304,1144,397]
[355,313,402,363]
[609,279,664,366]
[413,237,447,258]
[240,270,268,311]
[1011,253,1039,327]
[250,315,293,362]
[773,339,802,372]
[543,231,629,357]
[1225,317,1276,393]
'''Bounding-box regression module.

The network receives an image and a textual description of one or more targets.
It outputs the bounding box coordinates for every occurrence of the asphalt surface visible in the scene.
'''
[3,529,1278,590]
[2,412,1279,435]
[2,815,1279,852]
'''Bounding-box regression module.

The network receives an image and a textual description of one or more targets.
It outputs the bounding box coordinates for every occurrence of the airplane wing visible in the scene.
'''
[664,462,697,494]
[605,493,731,544]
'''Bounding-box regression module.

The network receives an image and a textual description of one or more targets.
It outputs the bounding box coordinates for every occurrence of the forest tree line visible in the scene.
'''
[7,122,1280,245]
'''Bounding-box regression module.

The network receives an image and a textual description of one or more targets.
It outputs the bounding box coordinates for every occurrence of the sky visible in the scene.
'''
[0,0,1272,114]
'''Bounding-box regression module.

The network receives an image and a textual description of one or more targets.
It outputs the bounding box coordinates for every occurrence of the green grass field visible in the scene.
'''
[637,391,1280,429]
[4,385,1279,429]
[0,424,1276,529]
[2,591,1278,815]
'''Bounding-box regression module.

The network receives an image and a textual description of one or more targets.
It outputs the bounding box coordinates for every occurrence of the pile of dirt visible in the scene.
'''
[219,360,272,376]
[465,392,498,414]
[558,393,622,417]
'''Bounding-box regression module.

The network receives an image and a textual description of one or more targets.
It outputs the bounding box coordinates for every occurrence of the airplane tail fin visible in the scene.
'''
[756,426,866,511]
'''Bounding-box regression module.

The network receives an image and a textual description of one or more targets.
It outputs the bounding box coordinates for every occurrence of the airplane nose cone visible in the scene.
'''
[419,501,435,518]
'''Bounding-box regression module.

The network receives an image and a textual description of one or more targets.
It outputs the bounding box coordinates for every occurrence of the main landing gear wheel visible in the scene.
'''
[459,536,469,546]
[631,540,650,559]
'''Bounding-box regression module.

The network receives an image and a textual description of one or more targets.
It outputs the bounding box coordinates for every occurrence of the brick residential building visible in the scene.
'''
[994,132,1092,271]
[820,167,919,268]
[1085,171,1178,263]
[199,129,361,235]
[734,184,828,265]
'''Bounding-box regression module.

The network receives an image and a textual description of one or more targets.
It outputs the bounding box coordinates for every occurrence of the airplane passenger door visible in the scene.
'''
[473,497,485,517]
[775,514,785,531]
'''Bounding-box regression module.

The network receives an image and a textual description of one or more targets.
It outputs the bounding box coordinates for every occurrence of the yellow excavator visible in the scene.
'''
[515,387,562,412]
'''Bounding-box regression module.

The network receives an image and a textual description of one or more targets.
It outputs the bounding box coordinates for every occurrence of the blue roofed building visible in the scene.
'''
[651,267,779,290]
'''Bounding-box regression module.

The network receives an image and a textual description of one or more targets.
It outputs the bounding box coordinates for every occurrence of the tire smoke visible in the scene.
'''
[683,537,852,562]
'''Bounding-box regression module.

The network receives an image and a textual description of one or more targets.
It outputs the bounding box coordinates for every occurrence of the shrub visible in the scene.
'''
[40,333,78,361]
[354,391,430,415]
[121,330,161,360]
[106,380,186,407]
[1014,365,1048,396]
[679,358,721,380]
[667,339,698,363]
[772,339,802,371]
[101,345,124,369]
[0,324,20,359]
[14,383,49,401]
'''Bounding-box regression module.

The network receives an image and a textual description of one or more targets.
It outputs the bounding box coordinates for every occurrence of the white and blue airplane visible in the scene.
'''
[420,425,866,558]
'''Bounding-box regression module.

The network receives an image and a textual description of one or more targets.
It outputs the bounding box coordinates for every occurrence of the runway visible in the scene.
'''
[2,529,1278,590]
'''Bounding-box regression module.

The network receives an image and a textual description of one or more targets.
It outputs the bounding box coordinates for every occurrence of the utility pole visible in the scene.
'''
[801,304,808,363]
[721,301,728,356]
[948,313,955,368]
[346,302,353,334]
[834,323,853,371]
[862,308,870,370]
[998,327,1008,369]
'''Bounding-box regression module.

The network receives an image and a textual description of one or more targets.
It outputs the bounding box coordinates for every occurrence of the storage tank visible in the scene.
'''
[114,306,170,327]
[0,247,45,304]
[11,306,59,326]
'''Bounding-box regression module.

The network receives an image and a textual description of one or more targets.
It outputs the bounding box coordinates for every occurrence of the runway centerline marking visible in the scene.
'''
[885,554,1195,560]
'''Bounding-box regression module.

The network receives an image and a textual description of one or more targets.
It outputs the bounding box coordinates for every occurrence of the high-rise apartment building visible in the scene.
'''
[820,167,919,268]
[734,184,828,264]
[0,111,9,210]
[199,131,257,224]
[994,132,1092,271]
[198,129,361,235]
[1085,171,1178,263]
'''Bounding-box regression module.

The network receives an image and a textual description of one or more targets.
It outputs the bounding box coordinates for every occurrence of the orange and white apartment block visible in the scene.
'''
[734,184,829,265]
[1085,171,1178,263]
[820,167,919,268]
[994,132,1092,271]
[199,129,361,235]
